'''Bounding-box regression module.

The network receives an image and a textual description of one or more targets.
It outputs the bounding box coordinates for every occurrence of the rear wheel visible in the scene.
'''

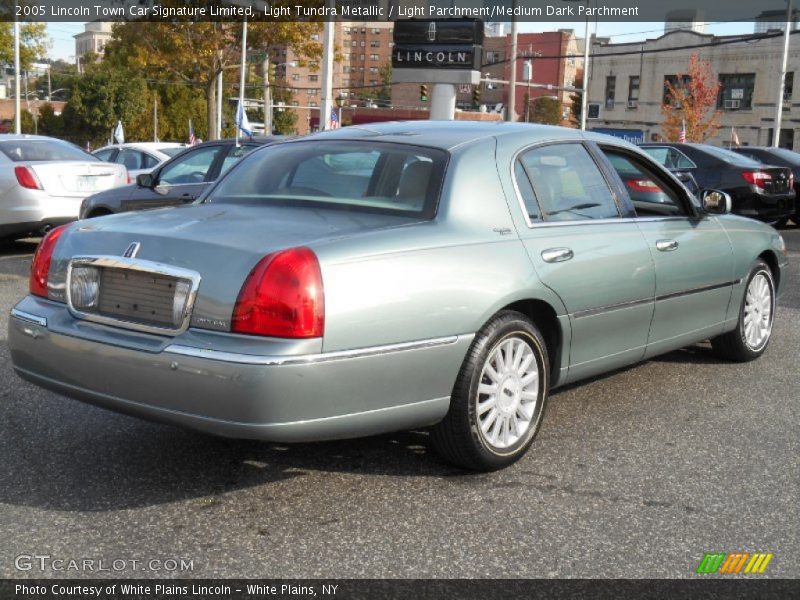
[431,311,549,471]
[711,259,775,362]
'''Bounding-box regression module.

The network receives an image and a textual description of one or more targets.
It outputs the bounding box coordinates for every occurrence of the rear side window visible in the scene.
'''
[517,143,619,221]
[208,141,447,219]
[93,148,115,161]
[219,144,257,177]
[642,147,696,169]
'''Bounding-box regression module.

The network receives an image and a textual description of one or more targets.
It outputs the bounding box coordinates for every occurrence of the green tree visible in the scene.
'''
[271,87,297,135]
[531,96,562,125]
[0,22,47,69]
[106,13,322,139]
[569,73,583,126]
[61,61,149,146]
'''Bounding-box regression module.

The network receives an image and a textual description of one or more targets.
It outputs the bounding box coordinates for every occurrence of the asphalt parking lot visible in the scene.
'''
[0,227,798,579]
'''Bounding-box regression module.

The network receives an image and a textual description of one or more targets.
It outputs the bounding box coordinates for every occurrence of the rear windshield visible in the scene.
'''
[745,147,800,166]
[159,147,186,158]
[0,139,98,162]
[207,140,447,219]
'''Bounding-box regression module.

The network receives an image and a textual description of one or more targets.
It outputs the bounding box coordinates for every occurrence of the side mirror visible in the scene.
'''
[701,189,732,215]
[136,173,154,188]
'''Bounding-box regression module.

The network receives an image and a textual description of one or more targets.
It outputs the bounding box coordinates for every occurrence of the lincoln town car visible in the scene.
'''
[8,122,788,470]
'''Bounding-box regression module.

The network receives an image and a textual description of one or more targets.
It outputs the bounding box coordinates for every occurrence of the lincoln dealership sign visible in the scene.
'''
[392,19,483,72]
[393,46,480,69]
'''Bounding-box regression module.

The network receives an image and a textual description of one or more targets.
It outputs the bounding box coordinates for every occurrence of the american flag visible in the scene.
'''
[678,120,686,143]
[188,120,196,146]
[329,108,340,130]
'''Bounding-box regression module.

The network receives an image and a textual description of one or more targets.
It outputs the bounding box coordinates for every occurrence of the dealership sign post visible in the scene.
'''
[392,19,484,120]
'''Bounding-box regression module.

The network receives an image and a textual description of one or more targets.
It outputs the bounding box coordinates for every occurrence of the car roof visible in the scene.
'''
[0,134,71,142]
[301,120,598,151]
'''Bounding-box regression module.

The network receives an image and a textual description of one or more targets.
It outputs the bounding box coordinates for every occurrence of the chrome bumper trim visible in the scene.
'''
[164,334,471,366]
[10,308,47,328]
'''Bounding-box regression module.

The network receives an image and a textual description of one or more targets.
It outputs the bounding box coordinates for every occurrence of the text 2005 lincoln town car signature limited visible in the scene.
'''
[8,122,788,470]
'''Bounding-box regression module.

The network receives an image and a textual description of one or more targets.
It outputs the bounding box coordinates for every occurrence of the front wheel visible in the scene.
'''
[711,259,775,362]
[431,311,550,471]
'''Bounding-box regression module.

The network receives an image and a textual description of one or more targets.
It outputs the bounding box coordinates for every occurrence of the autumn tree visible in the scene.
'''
[569,72,583,127]
[106,11,322,139]
[662,53,721,142]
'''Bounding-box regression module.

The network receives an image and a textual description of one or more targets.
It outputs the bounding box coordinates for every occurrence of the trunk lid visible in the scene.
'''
[27,161,127,196]
[50,202,422,333]
[747,166,793,195]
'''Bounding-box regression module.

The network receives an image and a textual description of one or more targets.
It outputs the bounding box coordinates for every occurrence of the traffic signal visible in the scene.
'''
[472,86,481,107]
[419,84,428,102]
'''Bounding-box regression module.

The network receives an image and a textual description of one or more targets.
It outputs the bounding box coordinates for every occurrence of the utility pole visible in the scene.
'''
[153,97,158,142]
[580,12,591,131]
[773,0,793,147]
[47,64,52,101]
[236,18,248,145]
[14,19,21,134]
[216,71,223,139]
[320,16,335,130]
[508,11,518,122]
[263,56,272,135]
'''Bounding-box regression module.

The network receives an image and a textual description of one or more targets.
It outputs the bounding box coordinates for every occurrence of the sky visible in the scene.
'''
[46,20,756,62]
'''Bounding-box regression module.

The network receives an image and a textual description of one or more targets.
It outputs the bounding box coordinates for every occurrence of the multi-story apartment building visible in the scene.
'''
[271,22,394,133]
[587,28,800,148]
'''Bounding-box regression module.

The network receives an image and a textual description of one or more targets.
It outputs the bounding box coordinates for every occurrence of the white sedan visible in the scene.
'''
[0,135,128,240]
[92,142,188,179]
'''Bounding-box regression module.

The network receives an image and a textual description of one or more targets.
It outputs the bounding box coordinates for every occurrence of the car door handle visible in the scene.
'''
[541,247,574,263]
[656,239,679,252]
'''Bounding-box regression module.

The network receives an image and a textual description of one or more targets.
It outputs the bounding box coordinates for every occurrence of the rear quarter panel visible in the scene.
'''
[314,137,566,353]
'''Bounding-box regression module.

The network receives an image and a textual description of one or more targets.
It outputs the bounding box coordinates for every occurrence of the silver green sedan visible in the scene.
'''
[8,122,788,471]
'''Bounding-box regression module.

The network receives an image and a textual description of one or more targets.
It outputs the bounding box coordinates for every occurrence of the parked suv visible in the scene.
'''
[640,142,795,224]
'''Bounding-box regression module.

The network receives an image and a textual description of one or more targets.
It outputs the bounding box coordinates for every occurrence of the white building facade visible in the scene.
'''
[587,30,800,149]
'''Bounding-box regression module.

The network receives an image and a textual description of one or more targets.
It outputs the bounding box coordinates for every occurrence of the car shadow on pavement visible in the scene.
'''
[0,402,465,513]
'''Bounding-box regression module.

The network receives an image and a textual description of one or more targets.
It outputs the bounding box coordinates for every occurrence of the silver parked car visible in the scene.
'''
[0,135,128,240]
[92,142,188,179]
[8,122,787,470]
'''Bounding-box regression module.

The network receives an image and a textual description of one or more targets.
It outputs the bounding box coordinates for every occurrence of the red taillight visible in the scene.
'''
[789,172,795,188]
[30,225,68,298]
[231,247,324,338]
[15,165,42,190]
[625,178,661,192]
[126,170,132,184]
[741,170,772,187]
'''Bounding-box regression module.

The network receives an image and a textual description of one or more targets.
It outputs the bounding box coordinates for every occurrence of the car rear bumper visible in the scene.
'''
[0,189,84,236]
[8,296,469,442]
[734,189,795,221]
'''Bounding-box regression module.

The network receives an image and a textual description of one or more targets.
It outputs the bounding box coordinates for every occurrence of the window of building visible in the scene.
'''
[307,88,317,96]
[370,41,380,48]
[351,40,357,47]
[308,75,318,82]
[292,74,299,81]
[309,102,318,107]
[370,67,378,74]
[717,73,755,110]
[784,72,794,104]
[605,76,616,110]
[370,54,379,61]
[372,28,380,35]
[360,41,365,47]
[663,75,691,106]
[344,27,350,34]
[628,76,640,103]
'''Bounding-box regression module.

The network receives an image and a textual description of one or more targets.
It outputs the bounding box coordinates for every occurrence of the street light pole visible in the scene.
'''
[14,18,21,134]
[773,0,793,147]
[508,9,518,122]
[320,16,335,130]
[236,18,248,145]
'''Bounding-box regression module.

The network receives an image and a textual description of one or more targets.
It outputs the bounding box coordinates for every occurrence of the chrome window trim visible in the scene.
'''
[164,334,471,366]
[10,308,47,327]
[66,256,202,337]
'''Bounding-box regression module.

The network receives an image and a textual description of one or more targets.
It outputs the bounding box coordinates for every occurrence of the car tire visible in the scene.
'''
[711,259,775,362]
[430,310,550,471]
